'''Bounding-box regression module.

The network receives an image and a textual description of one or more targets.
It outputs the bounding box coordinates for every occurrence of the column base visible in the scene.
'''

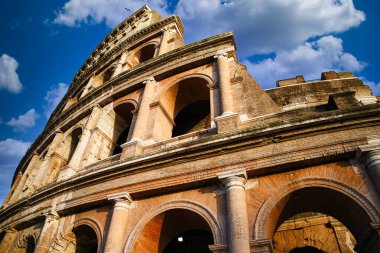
[215,113,240,134]
[249,239,273,253]
[120,139,145,160]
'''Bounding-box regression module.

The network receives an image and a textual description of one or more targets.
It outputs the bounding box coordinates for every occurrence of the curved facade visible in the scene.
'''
[1,5,380,253]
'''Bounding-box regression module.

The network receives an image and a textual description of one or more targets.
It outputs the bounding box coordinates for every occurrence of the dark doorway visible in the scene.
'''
[163,229,213,253]
[139,44,156,63]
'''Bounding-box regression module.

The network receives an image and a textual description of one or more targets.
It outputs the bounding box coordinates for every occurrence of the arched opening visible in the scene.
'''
[172,100,210,137]
[112,103,135,155]
[102,67,115,83]
[25,237,36,253]
[273,212,356,252]
[259,187,380,252]
[67,127,83,163]
[159,77,211,138]
[73,225,98,253]
[132,209,214,253]
[138,44,156,63]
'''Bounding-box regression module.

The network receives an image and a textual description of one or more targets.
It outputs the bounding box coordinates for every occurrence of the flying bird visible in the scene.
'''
[125,7,131,11]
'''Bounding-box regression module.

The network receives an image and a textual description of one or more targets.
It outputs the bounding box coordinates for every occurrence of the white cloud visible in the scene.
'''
[7,109,40,133]
[244,36,366,88]
[0,54,23,93]
[176,0,365,56]
[44,83,68,118]
[54,0,168,28]
[361,79,380,96]
[0,139,31,205]
[0,139,31,158]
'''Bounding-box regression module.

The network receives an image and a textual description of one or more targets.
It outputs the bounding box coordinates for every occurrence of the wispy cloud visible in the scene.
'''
[43,83,68,118]
[244,36,366,88]
[0,54,23,93]
[7,109,40,133]
[53,0,168,28]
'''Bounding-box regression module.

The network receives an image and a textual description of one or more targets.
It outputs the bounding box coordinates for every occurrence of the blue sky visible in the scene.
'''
[0,0,379,204]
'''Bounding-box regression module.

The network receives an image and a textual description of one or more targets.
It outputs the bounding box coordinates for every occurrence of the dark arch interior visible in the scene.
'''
[73,225,98,253]
[172,100,210,137]
[268,187,374,246]
[290,246,324,253]
[169,78,210,138]
[26,237,35,253]
[139,44,156,63]
[163,229,213,253]
[103,67,115,83]
[112,103,135,155]
[0,231,5,246]
[68,127,83,162]
[133,209,214,253]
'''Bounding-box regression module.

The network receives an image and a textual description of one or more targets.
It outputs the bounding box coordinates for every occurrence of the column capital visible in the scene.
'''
[357,136,380,168]
[214,52,228,59]
[218,168,247,191]
[143,76,157,84]
[43,210,60,221]
[108,192,136,209]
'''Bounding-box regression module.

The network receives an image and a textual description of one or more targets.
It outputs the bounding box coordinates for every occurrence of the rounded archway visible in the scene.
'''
[111,102,136,155]
[131,208,216,253]
[138,44,156,63]
[73,224,99,253]
[25,236,36,253]
[254,182,380,252]
[159,76,211,138]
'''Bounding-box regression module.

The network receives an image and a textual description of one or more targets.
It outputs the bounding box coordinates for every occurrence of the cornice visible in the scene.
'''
[2,104,379,225]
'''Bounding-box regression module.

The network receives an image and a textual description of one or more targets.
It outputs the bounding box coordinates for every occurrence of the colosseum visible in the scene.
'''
[1,5,380,253]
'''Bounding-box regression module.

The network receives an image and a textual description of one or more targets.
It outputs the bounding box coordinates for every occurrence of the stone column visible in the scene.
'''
[112,51,129,77]
[357,136,380,194]
[104,192,136,253]
[0,227,17,252]
[157,28,171,56]
[35,211,60,253]
[67,105,102,170]
[33,131,64,189]
[130,77,157,142]
[215,53,234,116]
[3,172,23,206]
[208,83,220,128]
[6,153,40,205]
[218,169,250,253]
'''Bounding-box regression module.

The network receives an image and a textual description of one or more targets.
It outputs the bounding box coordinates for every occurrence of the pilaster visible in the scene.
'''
[104,192,136,253]
[218,169,250,253]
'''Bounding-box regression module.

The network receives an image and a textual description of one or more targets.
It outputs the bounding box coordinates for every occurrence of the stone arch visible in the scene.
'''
[155,74,215,139]
[74,218,103,253]
[132,41,159,64]
[124,200,224,253]
[71,224,100,253]
[253,178,380,248]
[111,100,138,155]
[61,126,84,164]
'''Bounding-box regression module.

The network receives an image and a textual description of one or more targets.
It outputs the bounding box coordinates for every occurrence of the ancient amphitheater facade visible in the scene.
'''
[1,6,380,253]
